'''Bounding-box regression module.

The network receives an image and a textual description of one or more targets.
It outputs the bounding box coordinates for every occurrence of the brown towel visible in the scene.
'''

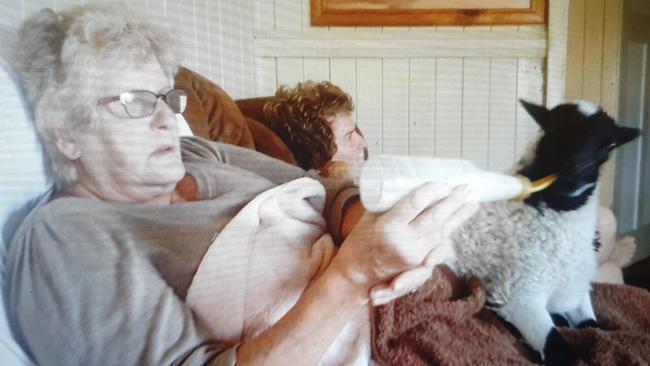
[372,265,650,366]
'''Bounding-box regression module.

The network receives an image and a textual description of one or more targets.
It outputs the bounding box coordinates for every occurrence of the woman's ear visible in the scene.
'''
[55,137,81,160]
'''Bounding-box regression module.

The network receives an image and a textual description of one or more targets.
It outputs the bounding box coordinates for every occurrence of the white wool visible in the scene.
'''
[576,100,599,117]
[450,182,600,355]
[452,191,599,308]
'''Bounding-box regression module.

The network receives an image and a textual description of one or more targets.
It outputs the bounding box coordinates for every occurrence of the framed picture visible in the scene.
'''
[310,0,546,27]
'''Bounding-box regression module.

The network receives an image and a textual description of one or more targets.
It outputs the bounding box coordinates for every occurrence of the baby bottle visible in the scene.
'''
[358,155,553,213]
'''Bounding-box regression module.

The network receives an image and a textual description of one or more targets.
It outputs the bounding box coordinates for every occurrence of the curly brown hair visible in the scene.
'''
[263,81,354,170]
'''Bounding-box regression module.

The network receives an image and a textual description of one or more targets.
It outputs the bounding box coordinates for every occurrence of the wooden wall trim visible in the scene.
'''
[254,29,547,58]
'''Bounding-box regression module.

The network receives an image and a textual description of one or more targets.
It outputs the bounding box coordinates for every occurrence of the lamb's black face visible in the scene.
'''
[518,100,640,211]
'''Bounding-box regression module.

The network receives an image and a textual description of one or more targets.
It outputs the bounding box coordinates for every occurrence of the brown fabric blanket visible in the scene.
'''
[372,265,650,366]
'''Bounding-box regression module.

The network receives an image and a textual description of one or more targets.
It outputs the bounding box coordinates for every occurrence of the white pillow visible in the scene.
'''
[0,57,46,366]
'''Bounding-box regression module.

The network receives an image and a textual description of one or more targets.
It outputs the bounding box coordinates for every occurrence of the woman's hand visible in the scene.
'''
[171,174,198,203]
[330,183,478,295]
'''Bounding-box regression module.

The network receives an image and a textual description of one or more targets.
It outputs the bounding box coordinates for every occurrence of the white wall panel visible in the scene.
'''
[462,58,490,169]
[515,58,544,163]
[206,0,224,85]
[255,57,277,97]
[408,59,436,157]
[488,58,518,172]
[382,58,409,155]
[330,58,357,120]
[276,57,304,87]
[356,59,383,155]
[303,58,330,83]
[435,58,463,158]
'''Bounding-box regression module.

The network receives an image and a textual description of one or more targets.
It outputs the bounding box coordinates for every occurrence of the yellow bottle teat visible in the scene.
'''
[514,174,558,201]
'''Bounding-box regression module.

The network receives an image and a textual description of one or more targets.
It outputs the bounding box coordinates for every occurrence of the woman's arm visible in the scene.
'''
[236,183,478,365]
[237,262,367,365]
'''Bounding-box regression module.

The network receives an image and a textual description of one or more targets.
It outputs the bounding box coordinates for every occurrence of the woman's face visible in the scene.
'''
[329,111,367,168]
[65,60,185,203]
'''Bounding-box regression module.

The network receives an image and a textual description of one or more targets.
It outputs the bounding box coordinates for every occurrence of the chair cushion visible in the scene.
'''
[175,67,254,148]
[244,117,296,165]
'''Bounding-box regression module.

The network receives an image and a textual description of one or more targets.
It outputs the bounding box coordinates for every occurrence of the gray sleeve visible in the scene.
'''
[6,208,229,366]
[181,136,307,184]
[180,136,356,211]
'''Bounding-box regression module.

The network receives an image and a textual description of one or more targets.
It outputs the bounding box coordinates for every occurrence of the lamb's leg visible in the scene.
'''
[564,292,598,328]
[500,300,578,365]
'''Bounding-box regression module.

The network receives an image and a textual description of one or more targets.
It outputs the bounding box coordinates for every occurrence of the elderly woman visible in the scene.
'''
[263,81,367,181]
[6,5,477,366]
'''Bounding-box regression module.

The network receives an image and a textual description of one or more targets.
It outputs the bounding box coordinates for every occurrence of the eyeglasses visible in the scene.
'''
[97,89,188,119]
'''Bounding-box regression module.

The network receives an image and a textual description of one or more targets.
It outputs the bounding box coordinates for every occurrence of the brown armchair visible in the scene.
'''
[175,66,296,166]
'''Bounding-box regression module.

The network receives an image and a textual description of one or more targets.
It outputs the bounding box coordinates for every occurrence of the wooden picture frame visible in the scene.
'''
[311,0,546,27]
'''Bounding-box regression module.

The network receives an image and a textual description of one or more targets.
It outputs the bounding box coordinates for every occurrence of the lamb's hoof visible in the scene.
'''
[543,328,579,366]
[576,319,598,329]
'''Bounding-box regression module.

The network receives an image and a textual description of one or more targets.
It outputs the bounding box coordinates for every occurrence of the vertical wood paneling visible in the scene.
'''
[515,58,544,161]
[276,57,304,87]
[582,0,605,103]
[435,58,463,158]
[547,0,570,107]
[301,0,310,30]
[173,0,199,73]
[330,58,357,120]
[207,0,224,85]
[409,59,436,157]
[275,0,301,31]
[600,0,623,115]
[382,58,409,155]
[195,0,211,79]
[239,0,255,97]
[462,58,490,169]
[565,0,624,206]
[599,0,623,208]
[489,58,518,172]
[255,0,275,95]
[356,59,382,155]
[256,57,277,96]
[221,0,243,97]
[565,0,585,101]
[303,58,330,82]
[601,0,622,113]
[256,0,274,30]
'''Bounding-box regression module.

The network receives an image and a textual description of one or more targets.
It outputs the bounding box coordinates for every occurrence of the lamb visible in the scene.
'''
[450,100,640,365]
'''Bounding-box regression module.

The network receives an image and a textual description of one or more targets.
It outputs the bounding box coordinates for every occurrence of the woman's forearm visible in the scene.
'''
[236,262,368,365]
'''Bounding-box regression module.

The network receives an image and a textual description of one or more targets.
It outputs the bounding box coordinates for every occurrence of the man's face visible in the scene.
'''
[329,111,367,169]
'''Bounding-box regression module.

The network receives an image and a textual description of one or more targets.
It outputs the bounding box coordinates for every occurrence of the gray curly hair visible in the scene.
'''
[13,4,182,189]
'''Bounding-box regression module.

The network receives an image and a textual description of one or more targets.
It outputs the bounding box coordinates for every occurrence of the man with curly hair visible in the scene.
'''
[263,81,367,180]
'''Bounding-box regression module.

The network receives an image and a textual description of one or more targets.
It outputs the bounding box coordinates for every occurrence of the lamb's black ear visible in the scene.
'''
[615,126,641,146]
[520,99,548,130]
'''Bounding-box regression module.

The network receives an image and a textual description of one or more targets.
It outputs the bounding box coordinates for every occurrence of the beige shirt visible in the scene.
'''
[6,137,352,366]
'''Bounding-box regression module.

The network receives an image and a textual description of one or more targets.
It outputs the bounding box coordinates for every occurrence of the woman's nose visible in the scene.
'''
[150,101,177,130]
